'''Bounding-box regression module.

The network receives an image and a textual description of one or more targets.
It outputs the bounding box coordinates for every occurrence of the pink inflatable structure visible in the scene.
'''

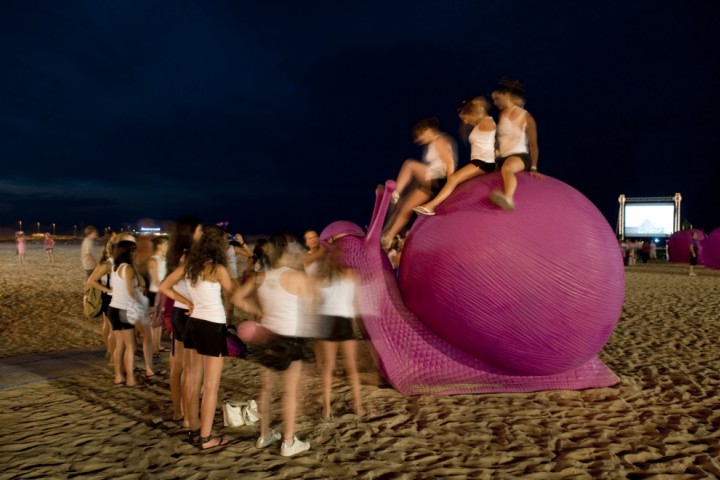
[667,229,706,264]
[321,172,623,395]
[700,228,720,269]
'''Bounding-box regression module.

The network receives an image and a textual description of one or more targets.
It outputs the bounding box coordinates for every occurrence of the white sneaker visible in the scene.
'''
[256,429,281,449]
[689,272,697,276]
[280,436,310,457]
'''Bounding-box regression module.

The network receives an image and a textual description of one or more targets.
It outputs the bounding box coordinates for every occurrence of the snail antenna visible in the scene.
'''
[366,179,396,244]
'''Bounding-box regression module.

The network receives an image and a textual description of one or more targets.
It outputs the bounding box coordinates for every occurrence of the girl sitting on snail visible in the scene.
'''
[382,117,456,249]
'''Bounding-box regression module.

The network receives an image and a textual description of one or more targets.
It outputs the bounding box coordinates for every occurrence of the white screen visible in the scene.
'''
[624,204,675,236]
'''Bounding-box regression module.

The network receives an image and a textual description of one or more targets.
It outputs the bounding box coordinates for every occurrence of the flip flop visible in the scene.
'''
[489,190,516,212]
[199,434,230,451]
[413,205,436,216]
[146,369,168,379]
[159,347,170,353]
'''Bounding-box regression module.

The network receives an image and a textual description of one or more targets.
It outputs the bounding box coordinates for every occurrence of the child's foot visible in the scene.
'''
[490,190,515,212]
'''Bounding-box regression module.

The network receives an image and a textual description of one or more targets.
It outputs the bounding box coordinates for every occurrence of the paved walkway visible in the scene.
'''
[0,348,108,391]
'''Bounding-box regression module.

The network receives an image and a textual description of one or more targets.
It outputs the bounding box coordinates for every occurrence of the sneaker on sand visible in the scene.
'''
[256,429,281,449]
[489,190,515,212]
[689,272,697,276]
[280,436,310,457]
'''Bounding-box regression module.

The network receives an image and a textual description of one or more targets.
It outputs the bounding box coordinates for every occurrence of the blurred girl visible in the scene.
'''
[414,97,496,216]
[44,232,56,263]
[87,235,117,365]
[147,236,169,357]
[161,225,232,450]
[489,78,540,211]
[161,216,202,425]
[16,232,26,264]
[382,118,456,249]
[316,248,365,419]
[232,233,314,457]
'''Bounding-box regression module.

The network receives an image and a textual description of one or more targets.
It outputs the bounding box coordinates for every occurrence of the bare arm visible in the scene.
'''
[147,257,161,289]
[159,265,192,308]
[231,274,263,317]
[234,233,254,258]
[437,136,456,177]
[526,113,540,171]
[86,262,111,294]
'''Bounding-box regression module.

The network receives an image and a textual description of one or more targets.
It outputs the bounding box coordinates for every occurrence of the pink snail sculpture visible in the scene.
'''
[699,227,720,269]
[667,229,706,264]
[320,172,623,395]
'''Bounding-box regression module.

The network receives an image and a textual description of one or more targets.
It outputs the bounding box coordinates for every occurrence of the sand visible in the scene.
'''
[1,243,719,479]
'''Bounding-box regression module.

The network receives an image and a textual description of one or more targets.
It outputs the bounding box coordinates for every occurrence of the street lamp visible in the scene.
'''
[18,220,22,231]
[74,225,77,237]
[36,221,40,234]
[52,223,56,236]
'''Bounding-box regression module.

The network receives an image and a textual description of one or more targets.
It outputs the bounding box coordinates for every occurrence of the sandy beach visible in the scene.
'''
[1,243,719,479]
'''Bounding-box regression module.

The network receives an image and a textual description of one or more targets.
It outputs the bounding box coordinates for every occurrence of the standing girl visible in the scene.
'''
[147,236,169,357]
[44,233,56,263]
[16,232,26,264]
[161,225,232,450]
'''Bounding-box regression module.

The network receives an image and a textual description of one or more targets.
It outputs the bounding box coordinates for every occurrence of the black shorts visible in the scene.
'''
[184,317,228,357]
[496,153,532,172]
[690,255,698,266]
[171,307,190,343]
[108,306,134,331]
[248,336,308,371]
[469,159,496,173]
[320,315,356,341]
[147,291,157,307]
[100,293,112,316]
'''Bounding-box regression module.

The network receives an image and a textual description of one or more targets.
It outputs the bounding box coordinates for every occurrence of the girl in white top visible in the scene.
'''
[414,97,497,216]
[161,224,233,451]
[86,235,117,372]
[489,78,541,212]
[316,247,365,419]
[382,117,457,249]
[147,236,169,357]
[232,233,314,457]
[106,240,143,387]
[160,216,203,428]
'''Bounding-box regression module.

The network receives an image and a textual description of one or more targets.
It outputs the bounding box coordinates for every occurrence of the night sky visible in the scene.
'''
[2,1,719,236]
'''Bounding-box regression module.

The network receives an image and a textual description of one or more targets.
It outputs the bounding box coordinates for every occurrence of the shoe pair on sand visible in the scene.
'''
[257,429,310,457]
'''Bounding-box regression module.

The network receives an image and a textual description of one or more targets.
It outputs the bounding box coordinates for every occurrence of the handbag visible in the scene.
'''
[222,399,260,427]
[226,324,247,358]
[83,286,103,318]
[126,292,150,326]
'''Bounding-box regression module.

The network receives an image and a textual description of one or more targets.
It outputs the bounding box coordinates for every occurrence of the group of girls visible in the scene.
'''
[86,233,168,387]
[152,220,362,456]
[382,78,540,249]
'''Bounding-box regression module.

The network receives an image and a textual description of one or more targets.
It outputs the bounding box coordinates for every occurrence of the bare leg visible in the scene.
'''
[122,330,137,386]
[384,188,432,243]
[394,159,429,197]
[102,314,114,364]
[152,326,163,354]
[282,360,303,442]
[340,340,365,416]
[183,349,203,432]
[499,156,526,201]
[113,330,125,383]
[170,338,186,423]
[321,341,339,418]
[138,323,155,376]
[258,368,275,438]
[418,164,486,213]
[199,355,225,444]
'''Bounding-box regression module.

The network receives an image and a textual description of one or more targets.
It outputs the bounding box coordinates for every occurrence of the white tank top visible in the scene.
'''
[319,276,356,318]
[148,254,167,293]
[469,124,496,163]
[173,278,191,309]
[185,276,226,324]
[423,135,456,180]
[109,263,137,309]
[497,106,529,157]
[257,267,304,337]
